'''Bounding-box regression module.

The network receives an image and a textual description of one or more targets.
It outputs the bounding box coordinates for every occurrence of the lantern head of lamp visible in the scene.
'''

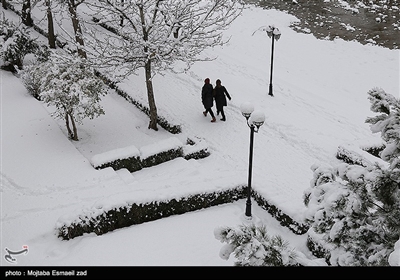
[250,110,266,129]
[241,102,265,130]
[266,25,281,41]
[240,102,254,120]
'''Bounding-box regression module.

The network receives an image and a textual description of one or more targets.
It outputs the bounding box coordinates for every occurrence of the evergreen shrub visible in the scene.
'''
[92,137,210,172]
[303,88,400,266]
[252,191,309,235]
[0,18,38,72]
[140,147,183,168]
[57,185,247,240]
[94,156,142,173]
[362,143,386,158]
[184,149,210,160]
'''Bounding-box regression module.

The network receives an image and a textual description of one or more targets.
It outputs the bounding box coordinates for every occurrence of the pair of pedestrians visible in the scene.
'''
[201,78,232,122]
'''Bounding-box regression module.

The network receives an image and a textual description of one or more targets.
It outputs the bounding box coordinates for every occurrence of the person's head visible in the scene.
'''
[204,78,210,84]
[216,79,221,86]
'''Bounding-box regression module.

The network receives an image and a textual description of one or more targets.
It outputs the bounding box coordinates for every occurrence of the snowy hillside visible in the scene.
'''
[1,1,399,268]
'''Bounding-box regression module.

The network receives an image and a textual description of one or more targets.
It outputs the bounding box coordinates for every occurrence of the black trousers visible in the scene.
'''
[217,107,225,119]
[205,108,215,118]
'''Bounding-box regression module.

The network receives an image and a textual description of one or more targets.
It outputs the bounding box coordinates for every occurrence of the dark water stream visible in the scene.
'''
[246,0,400,49]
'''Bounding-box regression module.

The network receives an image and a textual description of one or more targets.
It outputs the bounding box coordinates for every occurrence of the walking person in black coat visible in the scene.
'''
[202,78,216,122]
[214,79,231,121]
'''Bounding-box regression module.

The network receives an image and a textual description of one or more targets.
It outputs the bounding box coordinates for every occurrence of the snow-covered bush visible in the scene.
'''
[91,144,142,172]
[303,88,400,266]
[252,191,309,235]
[140,137,183,168]
[0,18,38,72]
[91,137,188,172]
[214,224,300,266]
[21,52,107,141]
[57,186,247,240]
[183,138,210,160]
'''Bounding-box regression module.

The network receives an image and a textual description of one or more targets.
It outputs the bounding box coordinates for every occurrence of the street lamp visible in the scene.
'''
[240,102,265,219]
[265,25,281,97]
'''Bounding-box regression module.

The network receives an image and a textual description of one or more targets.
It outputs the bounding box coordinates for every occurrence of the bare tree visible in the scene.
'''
[85,0,243,131]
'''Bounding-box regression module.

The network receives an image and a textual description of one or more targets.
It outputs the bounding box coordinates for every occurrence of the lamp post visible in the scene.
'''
[240,102,265,219]
[266,25,281,97]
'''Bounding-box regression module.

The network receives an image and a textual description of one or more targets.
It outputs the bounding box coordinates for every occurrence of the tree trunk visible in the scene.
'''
[2,0,8,9]
[65,112,74,139]
[145,60,158,131]
[21,0,33,27]
[69,113,79,141]
[67,0,87,58]
[139,4,158,131]
[65,112,78,141]
[45,0,56,49]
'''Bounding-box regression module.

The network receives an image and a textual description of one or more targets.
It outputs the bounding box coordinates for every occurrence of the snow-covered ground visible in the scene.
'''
[1,2,399,270]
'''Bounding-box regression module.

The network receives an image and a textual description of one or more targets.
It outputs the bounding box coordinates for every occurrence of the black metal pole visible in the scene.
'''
[245,125,255,217]
[268,33,275,96]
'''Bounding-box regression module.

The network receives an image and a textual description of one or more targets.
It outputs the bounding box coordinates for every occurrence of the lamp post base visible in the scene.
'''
[245,198,252,218]
[241,213,253,224]
[268,83,273,96]
[240,213,261,225]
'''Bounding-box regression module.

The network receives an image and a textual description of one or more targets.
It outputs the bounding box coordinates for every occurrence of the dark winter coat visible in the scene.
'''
[214,85,231,110]
[202,83,214,109]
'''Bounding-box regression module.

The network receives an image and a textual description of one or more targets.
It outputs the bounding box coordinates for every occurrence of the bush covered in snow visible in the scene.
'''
[91,137,210,172]
[183,138,211,160]
[21,52,107,141]
[252,191,309,235]
[303,88,400,266]
[214,224,300,266]
[57,186,247,240]
[91,144,143,172]
[140,138,183,168]
[0,18,38,72]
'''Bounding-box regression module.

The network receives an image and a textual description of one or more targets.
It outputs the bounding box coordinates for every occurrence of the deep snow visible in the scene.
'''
[1,2,399,270]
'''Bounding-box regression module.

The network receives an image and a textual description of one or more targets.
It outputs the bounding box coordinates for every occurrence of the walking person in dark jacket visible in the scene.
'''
[202,78,216,122]
[214,79,231,121]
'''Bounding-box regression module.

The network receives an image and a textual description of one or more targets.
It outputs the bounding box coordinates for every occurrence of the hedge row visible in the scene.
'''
[142,147,183,168]
[336,144,386,168]
[361,143,386,158]
[252,191,309,235]
[57,185,247,240]
[336,145,372,167]
[306,235,331,265]
[56,184,311,241]
[91,137,210,172]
